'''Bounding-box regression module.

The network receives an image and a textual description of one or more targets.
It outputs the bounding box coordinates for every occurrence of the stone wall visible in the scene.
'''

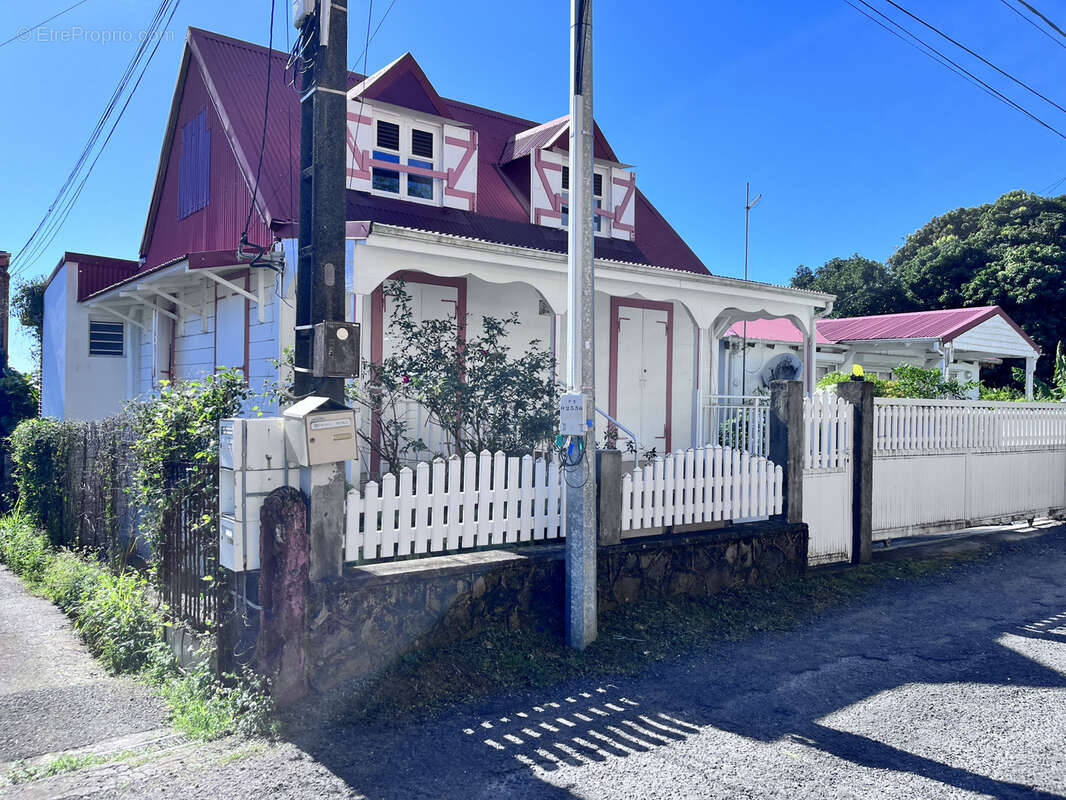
[299,519,807,696]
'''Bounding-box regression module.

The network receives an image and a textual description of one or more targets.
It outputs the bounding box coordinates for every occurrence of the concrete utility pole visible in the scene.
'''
[565,0,598,649]
[741,182,761,396]
[294,0,348,581]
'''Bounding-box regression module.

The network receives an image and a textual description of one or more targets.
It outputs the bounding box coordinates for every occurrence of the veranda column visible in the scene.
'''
[1025,355,1037,401]
[805,307,818,397]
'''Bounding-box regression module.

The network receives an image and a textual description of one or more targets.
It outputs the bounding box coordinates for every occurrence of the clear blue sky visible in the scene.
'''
[3,0,1064,372]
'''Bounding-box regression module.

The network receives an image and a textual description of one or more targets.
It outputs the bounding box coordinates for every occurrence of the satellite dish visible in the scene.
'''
[760,352,803,387]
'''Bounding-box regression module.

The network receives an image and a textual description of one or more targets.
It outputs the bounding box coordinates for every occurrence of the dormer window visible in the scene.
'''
[371,117,441,203]
[560,165,607,235]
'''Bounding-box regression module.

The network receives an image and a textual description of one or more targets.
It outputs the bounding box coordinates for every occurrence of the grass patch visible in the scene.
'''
[6,750,132,784]
[0,513,275,741]
[347,554,972,721]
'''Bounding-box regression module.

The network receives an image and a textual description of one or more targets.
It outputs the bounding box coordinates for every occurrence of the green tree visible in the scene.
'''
[889,190,1066,379]
[791,254,912,318]
[11,277,48,365]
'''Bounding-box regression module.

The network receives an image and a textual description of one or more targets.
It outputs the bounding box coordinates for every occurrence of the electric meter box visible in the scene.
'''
[219,418,290,471]
[312,321,360,378]
[218,468,299,572]
[559,392,592,436]
[283,396,358,466]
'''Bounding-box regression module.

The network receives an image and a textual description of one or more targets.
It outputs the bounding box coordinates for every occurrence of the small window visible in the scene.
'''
[561,166,606,233]
[178,109,210,219]
[89,320,124,356]
[370,118,439,202]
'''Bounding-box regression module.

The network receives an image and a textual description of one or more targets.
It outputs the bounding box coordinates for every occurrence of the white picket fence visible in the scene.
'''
[346,451,562,562]
[874,398,1066,452]
[621,445,783,534]
[803,392,854,565]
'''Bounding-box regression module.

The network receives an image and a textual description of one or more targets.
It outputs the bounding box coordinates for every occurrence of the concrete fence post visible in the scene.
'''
[256,486,310,706]
[833,379,874,564]
[596,449,622,546]
[769,380,804,525]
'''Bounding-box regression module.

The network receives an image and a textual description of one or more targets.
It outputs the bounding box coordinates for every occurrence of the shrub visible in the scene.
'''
[127,369,249,550]
[817,364,975,399]
[75,569,163,674]
[0,512,52,583]
[8,419,79,544]
[40,551,98,612]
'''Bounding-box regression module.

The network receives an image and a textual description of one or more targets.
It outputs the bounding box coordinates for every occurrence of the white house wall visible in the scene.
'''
[41,261,130,421]
[41,265,68,419]
[952,314,1037,359]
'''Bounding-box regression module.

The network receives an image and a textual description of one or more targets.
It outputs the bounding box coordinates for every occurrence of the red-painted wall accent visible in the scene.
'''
[141,62,272,270]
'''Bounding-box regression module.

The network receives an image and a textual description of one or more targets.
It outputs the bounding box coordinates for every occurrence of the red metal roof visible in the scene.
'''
[172,28,706,275]
[725,318,830,344]
[44,252,140,301]
[727,306,1040,353]
[818,306,997,343]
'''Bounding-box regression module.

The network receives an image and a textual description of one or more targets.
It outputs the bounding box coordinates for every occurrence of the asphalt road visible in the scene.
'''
[4,524,1065,799]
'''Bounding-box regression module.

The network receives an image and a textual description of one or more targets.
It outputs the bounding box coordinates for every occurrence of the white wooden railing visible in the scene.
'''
[874,398,1066,453]
[699,395,770,457]
[346,451,562,562]
[621,445,783,533]
[805,392,853,471]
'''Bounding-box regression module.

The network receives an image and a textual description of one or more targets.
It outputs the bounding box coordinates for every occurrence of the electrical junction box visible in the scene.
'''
[283,396,359,466]
[559,392,592,436]
[292,0,316,28]
[312,321,360,378]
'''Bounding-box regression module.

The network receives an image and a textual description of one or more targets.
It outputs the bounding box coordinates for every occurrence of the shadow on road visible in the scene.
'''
[288,535,1066,799]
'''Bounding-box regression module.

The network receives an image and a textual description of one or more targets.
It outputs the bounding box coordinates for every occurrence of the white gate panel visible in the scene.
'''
[802,393,854,565]
[966,449,1066,521]
[804,469,852,565]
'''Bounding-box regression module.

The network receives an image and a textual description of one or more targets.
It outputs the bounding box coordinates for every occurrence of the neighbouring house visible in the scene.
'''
[40,27,833,473]
[722,305,1041,399]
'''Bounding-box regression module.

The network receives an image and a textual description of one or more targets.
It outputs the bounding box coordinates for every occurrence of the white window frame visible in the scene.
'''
[88,319,125,357]
[369,112,443,207]
[560,163,611,237]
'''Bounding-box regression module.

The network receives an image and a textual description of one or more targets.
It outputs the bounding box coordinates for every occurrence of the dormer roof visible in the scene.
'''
[501,114,622,164]
[348,52,453,119]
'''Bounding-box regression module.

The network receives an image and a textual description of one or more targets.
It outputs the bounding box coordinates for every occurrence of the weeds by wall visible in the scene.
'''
[0,513,274,740]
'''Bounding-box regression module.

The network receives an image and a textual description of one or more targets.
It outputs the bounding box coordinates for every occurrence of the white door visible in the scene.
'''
[382,282,458,457]
[615,306,669,455]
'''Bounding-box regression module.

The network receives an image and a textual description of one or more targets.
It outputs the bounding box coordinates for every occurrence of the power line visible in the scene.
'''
[350,0,397,72]
[843,0,1002,104]
[881,0,1066,116]
[0,0,91,49]
[1016,0,1066,39]
[11,0,180,276]
[999,0,1066,51]
[847,0,1066,142]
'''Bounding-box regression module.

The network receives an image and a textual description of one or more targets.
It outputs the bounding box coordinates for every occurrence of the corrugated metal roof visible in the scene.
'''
[725,318,830,344]
[817,307,999,343]
[728,306,1039,353]
[187,28,707,275]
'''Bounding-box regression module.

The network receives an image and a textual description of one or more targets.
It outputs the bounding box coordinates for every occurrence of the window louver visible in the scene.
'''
[89,321,124,356]
[376,120,400,150]
[411,129,434,158]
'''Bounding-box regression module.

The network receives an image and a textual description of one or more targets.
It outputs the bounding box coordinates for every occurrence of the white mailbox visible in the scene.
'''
[219,418,289,470]
[283,396,358,466]
[219,417,298,573]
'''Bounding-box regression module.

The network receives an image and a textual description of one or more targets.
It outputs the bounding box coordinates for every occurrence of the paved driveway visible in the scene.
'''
[4,525,1066,799]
